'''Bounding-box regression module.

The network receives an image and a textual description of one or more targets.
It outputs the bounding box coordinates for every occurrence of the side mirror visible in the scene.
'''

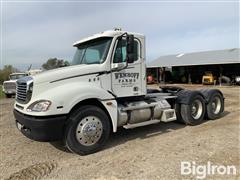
[111,62,127,71]
[126,35,134,63]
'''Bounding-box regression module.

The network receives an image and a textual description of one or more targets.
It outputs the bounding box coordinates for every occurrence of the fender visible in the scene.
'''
[64,83,118,132]
[21,81,115,116]
[101,100,118,132]
[67,84,114,112]
[198,89,225,103]
[176,90,206,105]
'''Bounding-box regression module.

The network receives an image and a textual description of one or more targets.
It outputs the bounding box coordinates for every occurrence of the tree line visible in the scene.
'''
[0,65,19,84]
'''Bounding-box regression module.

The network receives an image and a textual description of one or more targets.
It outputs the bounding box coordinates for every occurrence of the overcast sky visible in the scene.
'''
[1,0,239,70]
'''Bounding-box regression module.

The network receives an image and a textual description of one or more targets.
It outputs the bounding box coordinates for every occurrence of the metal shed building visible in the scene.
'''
[147,48,240,84]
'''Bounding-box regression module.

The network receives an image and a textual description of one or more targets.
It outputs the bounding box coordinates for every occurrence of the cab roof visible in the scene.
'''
[73,30,144,47]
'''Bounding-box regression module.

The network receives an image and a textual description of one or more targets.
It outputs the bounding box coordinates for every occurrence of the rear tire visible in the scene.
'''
[64,105,111,155]
[175,103,184,124]
[180,95,206,125]
[206,91,224,120]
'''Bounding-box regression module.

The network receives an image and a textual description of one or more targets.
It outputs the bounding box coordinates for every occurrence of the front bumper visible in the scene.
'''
[13,109,67,142]
[4,90,16,95]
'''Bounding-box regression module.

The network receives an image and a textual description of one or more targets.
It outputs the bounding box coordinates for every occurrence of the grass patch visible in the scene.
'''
[0,86,5,99]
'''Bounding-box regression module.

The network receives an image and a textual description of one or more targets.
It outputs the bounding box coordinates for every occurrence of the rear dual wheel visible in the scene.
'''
[176,90,224,125]
[205,91,224,120]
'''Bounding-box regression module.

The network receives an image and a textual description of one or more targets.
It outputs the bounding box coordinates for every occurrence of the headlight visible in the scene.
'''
[27,100,51,112]
[28,82,33,93]
[236,76,240,83]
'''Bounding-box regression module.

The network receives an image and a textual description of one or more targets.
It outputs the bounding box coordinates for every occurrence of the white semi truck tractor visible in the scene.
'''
[14,29,224,155]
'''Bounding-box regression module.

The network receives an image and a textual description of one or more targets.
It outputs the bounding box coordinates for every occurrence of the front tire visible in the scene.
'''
[180,95,206,125]
[64,105,111,155]
[6,94,12,98]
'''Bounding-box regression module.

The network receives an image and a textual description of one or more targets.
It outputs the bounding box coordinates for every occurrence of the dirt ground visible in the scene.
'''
[0,85,239,180]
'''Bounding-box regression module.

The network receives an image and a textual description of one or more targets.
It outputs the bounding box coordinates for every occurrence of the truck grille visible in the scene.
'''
[16,76,33,103]
[4,82,16,91]
[16,82,27,102]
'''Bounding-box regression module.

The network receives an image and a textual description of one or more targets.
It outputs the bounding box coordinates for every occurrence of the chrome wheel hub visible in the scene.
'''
[192,106,197,114]
[76,116,103,146]
[191,99,203,120]
[212,96,221,114]
[83,123,97,136]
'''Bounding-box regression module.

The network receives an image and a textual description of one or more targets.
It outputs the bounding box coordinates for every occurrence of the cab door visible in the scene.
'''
[111,38,145,97]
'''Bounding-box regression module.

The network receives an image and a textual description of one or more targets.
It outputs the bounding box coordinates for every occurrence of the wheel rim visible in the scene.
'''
[191,99,203,120]
[76,116,103,146]
[211,96,221,114]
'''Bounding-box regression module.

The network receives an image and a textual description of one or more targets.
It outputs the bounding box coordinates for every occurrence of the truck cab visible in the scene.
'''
[70,30,146,98]
[14,29,224,155]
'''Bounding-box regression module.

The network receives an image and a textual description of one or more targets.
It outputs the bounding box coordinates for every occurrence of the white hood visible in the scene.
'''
[33,64,103,84]
[3,79,17,84]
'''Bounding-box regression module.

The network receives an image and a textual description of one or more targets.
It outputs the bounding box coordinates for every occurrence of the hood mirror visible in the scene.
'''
[111,62,127,71]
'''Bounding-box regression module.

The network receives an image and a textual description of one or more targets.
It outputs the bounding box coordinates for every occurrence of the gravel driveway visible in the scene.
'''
[0,85,239,180]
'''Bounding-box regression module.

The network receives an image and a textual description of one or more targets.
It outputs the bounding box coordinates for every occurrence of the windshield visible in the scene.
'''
[72,37,112,65]
[10,74,27,80]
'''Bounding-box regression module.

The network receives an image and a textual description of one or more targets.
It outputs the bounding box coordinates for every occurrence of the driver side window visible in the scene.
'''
[113,39,139,63]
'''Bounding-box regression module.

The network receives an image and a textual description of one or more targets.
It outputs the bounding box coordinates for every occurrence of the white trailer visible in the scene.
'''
[13,29,224,155]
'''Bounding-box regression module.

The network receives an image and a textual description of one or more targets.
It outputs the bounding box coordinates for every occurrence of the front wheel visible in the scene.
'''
[64,105,111,155]
[6,94,12,98]
[180,95,206,125]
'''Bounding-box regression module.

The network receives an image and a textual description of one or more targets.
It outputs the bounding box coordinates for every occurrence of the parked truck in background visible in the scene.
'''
[13,29,225,155]
[3,73,28,98]
[202,72,216,85]
[2,69,42,98]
